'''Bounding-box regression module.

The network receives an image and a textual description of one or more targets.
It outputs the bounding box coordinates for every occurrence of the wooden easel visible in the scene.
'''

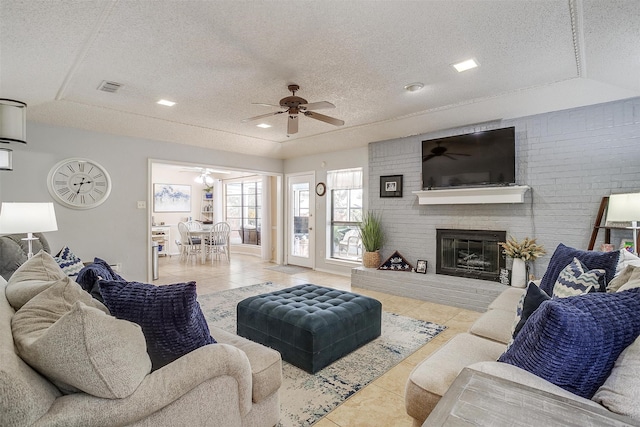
[589,196,640,250]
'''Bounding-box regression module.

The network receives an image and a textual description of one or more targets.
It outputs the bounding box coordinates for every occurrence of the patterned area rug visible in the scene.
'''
[198,283,446,427]
[264,265,313,275]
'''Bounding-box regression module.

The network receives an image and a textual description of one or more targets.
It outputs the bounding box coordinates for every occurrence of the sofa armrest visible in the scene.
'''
[34,344,253,427]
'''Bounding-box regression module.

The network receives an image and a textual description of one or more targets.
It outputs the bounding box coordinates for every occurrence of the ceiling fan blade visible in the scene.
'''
[300,101,335,110]
[288,115,298,134]
[303,111,344,126]
[450,153,472,157]
[422,154,436,162]
[241,110,285,123]
[444,154,457,160]
[251,103,281,108]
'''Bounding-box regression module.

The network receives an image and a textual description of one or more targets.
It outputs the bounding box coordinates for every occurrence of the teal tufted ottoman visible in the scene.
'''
[237,284,382,373]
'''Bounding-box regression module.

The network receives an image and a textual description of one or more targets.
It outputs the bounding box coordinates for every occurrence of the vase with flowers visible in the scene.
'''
[499,236,546,287]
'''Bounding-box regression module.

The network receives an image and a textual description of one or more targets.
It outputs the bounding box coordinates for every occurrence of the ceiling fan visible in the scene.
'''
[242,84,344,135]
[422,142,472,162]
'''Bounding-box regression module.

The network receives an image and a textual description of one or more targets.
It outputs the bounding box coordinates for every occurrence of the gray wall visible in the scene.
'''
[368,97,640,279]
[1,122,282,281]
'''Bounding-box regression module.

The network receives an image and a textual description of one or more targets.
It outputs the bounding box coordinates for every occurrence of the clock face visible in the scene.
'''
[47,158,112,209]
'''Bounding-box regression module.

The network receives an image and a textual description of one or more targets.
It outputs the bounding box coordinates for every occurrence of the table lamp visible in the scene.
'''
[0,202,58,258]
[606,192,640,256]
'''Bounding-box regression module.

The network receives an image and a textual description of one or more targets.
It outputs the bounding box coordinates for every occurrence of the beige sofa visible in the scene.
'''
[1,272,282,426]
[405,283,640,426]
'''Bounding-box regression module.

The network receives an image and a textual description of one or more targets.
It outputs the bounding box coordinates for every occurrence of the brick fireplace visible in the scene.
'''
[436,229,506,282]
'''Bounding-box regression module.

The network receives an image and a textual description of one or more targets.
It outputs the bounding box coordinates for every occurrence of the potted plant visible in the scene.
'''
[358,211,384,268]
[499,236,546,287]
[203,185,213,199]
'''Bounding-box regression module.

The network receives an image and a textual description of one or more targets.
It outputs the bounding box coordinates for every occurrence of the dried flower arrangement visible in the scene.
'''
[499,236,546,261]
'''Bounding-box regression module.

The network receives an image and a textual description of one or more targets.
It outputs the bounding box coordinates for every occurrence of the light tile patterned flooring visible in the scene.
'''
[156,254,483,427]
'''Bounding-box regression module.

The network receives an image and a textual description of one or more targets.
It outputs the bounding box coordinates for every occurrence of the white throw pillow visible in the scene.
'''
[615,249,640,276]
[11,278,151,398]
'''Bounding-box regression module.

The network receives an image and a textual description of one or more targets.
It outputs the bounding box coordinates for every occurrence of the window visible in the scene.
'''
[225,179,262,245]
[328,168,363,261]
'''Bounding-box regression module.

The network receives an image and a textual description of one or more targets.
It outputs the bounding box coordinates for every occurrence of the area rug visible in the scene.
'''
[198,282,446,427]
[265,265,312,275]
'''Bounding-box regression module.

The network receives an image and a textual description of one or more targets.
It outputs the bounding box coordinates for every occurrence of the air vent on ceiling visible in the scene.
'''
[97,80,123,93]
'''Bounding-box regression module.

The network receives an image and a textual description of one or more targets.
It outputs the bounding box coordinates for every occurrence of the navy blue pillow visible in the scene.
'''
[99,280,216,369]
[498,288,640,398]
[75,257,125,303]
[539,244,620,295]
[513,282,550,338]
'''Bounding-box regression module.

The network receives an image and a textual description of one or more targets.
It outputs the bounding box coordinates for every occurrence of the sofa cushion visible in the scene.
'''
[99,280,216,370]
[487,287,525,312]
[469,309,515,344]
[53,246,84,277]
[552,257,602,298]
[592,335,640,420]
[11,277,151,398]
[6,250,68,310]
[539,244,619,295]
[498,288,640,399]
[76,257,124,303]
[512,281,550,338]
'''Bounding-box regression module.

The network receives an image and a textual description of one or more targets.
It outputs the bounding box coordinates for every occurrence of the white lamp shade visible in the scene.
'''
[0,202,58,234]
[606,193,640,222]
[0,99,27,144]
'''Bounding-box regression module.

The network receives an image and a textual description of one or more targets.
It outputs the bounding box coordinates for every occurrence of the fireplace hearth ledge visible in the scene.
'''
[413,185,530,205]
[351,267,507,312]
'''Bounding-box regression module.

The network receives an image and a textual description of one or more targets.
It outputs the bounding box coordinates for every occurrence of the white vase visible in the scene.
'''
[511,258,527,288]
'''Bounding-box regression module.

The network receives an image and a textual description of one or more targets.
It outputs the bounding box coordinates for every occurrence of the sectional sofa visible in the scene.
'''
[406,245,640,426]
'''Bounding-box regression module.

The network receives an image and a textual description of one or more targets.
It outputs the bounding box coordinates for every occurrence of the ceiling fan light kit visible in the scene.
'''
[243,84,344,135]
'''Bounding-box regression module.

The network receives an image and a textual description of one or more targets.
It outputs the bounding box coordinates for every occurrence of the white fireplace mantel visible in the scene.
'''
[412,185,530,205]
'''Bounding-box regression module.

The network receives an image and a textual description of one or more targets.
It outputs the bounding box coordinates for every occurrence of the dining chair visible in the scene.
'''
[206,222,231,263]
[178,221,201,263]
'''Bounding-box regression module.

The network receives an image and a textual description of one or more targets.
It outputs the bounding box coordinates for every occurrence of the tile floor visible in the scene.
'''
[156,253,483,427]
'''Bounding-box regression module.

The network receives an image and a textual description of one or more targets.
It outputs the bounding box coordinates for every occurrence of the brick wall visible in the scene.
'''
[368,97,640,279]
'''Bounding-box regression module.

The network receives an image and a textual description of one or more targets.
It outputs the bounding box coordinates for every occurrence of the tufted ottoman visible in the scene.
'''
[237,284,382,373]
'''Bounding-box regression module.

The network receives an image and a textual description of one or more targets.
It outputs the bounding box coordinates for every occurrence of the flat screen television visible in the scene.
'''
[421,126,515,190]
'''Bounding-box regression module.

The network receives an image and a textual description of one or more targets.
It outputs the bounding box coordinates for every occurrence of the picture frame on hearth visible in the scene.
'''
[415,260,427,274]
[380,175,403,198]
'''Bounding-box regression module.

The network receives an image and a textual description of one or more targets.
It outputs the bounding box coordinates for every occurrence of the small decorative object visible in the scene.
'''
[499,268,511,286]
[358,211,384,268]
[47,158,112,209]
[378,250,413,271]
[499,236,546,288]
[621,239,635,253]
[415,259,427,274]
[315,182,326,196]
[203,186,213,199]
[600,243,615,252]
[380,175,403,198]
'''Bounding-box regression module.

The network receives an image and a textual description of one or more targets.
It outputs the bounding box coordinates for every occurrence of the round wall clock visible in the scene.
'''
[315,182,326,196]
[47,158,112,209]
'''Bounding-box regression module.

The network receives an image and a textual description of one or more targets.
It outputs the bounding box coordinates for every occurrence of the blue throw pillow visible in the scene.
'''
[75,257,125,303]
[99,280,216,370]
[498,288,640,399]
[512,281,550,338]
[54,246,84,277]
[539,244,620,295]
[552,257,602,298]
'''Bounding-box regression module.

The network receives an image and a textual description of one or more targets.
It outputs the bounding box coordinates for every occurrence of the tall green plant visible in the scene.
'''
[358,211,384,252]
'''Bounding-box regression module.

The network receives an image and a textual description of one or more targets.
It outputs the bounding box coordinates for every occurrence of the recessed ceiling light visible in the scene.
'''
[157,99,176,107]
[256,123,271,128]
[452,59,479,73]
[403,82,424,92]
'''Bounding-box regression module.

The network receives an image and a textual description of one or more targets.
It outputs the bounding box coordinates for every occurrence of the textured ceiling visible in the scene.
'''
[2,0,639,159]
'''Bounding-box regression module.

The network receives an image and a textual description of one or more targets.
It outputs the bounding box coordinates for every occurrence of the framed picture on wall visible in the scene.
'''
[153,183,191,212]
[380,175,403,198]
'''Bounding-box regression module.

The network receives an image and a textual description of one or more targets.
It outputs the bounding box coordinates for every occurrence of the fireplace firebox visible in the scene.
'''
[436,229,506,282]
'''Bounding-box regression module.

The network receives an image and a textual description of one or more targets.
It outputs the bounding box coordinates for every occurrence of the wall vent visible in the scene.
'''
[97,80,123,93]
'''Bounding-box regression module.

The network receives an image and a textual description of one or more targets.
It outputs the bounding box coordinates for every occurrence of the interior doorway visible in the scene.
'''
[286,172,315,268]
[147,160,282,279]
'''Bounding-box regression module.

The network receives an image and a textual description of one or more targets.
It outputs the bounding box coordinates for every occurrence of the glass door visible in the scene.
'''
[287,173,314,268]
